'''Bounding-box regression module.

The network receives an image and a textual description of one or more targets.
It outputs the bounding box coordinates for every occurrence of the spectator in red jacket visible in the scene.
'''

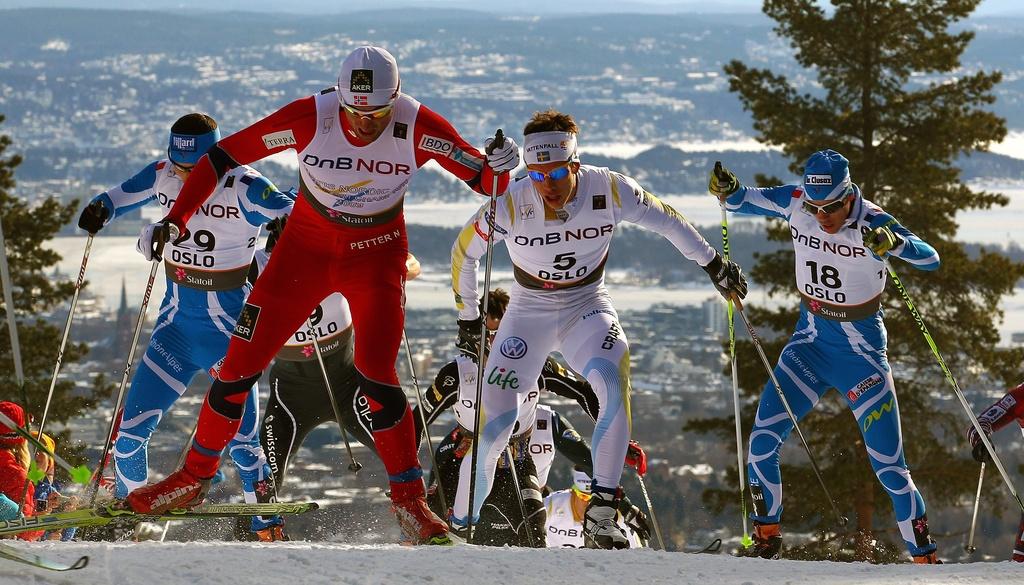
[0,401,42,540]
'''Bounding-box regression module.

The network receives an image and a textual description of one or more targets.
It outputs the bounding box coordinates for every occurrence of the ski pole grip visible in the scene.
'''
[486,129,505,155]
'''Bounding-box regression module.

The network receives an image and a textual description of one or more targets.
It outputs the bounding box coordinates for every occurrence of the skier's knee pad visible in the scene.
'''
[209,372,262,419]
[357,372,408,430]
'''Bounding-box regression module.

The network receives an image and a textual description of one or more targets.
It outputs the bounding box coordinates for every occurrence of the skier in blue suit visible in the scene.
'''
[710,149,941,563]
[78,113,294,539]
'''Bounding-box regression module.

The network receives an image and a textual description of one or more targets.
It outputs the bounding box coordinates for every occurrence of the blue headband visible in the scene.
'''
[167,128,220,166]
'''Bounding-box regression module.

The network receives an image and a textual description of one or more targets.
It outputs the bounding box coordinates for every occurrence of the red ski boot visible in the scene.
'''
[125,467,210,514]
[390,479,451,545]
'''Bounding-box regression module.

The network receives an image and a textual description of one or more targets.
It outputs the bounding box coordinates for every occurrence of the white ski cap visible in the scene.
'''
[337,46,401,108]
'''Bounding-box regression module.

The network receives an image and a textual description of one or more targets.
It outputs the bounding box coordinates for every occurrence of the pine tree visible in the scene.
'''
[685,0,1024,561]
[0,113,112,475]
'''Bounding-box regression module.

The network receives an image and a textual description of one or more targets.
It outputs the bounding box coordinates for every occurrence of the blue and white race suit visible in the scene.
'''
[724,183,940,556]
[91,159,293,509]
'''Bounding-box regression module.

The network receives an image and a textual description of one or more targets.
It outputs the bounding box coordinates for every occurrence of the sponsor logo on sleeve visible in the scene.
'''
[593,194,606,210]
[419,135,454,156]
[262,130,297,150]
[350,69,373,93]
[636,188,650,207]
[450,148,483,172]
[232,302,262,341]
[499,336,528,359]
[998,395,1017,409]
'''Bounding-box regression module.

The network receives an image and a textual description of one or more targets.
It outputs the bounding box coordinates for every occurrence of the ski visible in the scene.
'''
[0,501,318,537]
[0,541,89,572]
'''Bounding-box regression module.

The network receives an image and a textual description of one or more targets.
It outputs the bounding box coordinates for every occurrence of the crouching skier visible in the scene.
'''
[415,288,650,547]
[966,382,1024,561]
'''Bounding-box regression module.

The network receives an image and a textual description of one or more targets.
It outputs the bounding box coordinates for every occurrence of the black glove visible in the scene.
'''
[78,200,110,234]
[456,317,484,358]
[265,215,288,253]
[702,254,748,301]
[967,420,993,463]
[620,504,651,542]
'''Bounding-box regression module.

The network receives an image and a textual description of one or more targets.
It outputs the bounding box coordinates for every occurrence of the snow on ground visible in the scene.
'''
[0,541,1018,585]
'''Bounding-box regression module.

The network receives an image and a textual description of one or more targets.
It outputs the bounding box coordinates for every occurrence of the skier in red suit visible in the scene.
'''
[127,46,519,545]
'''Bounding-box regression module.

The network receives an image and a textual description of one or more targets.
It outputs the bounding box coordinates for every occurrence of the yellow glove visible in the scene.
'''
[709,161,740,199]
[863,222,903,256]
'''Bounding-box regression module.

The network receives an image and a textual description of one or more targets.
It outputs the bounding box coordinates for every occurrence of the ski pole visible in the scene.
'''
[0,213,32,515]
[0,214,24,389]
[504,446,535,547]
[0,409,91,484]
[305,317,361,473]
[636,471,666,550]
[402,329,448,518]
[885,259,1024,514]
[715,166,752,547]
[18,236,96,513]
[733,298,849,528]
[467,128,504,543]
[90,236,168,505]
[965,462,985,554]
[36,235,95,452]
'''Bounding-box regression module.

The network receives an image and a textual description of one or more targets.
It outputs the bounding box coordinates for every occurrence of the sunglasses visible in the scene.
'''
[170,160,194,174]
[527,164,572,182]
[167,149,195,173]
[341,100,394,120]
[802,197,847,216]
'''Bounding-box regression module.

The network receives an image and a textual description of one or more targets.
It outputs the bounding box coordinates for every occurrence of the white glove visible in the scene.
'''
[136,220,178,261]
[484,135,520,174]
